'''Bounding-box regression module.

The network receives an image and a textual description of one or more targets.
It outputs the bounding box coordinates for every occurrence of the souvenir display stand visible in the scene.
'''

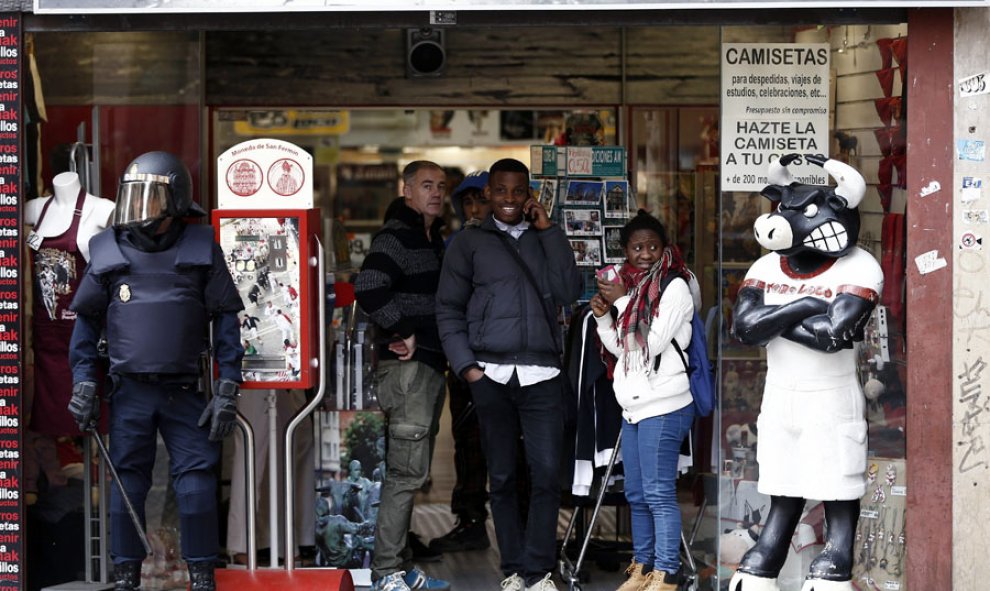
[529,145,632,306]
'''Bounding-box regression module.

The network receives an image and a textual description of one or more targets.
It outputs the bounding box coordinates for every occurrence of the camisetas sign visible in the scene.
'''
[720,43,830,192]
[33,0,976,13]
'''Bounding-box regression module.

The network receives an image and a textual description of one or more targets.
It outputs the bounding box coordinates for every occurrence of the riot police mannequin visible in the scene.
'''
[66,152,245,591]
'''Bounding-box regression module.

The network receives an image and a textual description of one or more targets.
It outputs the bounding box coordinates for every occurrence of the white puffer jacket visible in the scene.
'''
[594,276,694,424]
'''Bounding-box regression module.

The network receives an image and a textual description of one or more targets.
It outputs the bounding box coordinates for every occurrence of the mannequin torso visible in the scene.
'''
[25,172,115,261]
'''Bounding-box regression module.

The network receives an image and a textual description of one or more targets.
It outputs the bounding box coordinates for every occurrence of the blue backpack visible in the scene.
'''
[653,275,717,417]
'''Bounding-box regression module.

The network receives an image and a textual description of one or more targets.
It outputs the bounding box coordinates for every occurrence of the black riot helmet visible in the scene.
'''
[113,151,204,232]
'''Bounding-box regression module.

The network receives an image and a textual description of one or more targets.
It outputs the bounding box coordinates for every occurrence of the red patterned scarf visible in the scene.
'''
[598,245,689,376]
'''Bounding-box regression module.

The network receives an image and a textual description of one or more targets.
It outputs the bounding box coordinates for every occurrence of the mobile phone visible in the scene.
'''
[596,264,620,283]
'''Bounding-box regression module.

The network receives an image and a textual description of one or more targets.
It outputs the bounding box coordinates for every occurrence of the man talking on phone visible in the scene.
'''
[436,158,581,591]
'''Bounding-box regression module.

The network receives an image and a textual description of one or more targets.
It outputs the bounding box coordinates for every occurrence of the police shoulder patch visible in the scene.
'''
[119,284,132,302]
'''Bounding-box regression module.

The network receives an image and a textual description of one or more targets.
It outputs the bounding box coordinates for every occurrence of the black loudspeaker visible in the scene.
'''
[406,28,446,78]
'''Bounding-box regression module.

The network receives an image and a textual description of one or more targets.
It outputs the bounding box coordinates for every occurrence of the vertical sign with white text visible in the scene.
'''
[720,43,830,192]
[0,13,22,591]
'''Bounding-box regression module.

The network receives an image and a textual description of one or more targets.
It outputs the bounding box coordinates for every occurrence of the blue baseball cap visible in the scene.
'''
[451,171,489,222]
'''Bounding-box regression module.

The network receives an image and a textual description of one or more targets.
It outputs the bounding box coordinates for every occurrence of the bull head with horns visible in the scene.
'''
[753,153,866,259]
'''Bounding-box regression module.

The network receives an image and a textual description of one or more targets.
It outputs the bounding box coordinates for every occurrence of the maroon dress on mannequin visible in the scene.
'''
[29,188,105,435]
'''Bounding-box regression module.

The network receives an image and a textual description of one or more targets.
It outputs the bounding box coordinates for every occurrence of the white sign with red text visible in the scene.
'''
[217,138,313,210]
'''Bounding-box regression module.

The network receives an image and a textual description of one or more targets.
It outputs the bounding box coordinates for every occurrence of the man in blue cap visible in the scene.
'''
[431,171,493,554]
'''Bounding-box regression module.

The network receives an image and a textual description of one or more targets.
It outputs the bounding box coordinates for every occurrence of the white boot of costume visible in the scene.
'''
[729,571,781,591]
[800,579,855,591]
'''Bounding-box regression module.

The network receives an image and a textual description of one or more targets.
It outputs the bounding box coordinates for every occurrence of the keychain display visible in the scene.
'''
[852,458,906,591]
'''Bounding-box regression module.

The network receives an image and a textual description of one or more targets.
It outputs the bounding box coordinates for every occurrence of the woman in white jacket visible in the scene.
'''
[590,211,695,591]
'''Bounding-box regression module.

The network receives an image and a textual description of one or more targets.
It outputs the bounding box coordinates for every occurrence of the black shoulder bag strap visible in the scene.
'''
[492,230,560,354]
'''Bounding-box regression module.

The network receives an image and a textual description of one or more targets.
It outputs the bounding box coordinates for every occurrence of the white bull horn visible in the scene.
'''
[767,157,795,186]
[823,158,866,209]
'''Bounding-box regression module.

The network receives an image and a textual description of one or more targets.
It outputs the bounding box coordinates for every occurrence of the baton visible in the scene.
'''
[88,428,153,556]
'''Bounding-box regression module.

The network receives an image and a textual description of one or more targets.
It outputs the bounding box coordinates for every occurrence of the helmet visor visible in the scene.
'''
[114,181,170,227]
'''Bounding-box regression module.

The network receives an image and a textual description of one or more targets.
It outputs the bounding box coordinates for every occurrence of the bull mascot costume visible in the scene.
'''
[729,153,883,591]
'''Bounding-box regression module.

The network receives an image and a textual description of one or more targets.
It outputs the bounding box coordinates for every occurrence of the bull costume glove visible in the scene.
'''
[68,381,99,431]
[197,378,240,442]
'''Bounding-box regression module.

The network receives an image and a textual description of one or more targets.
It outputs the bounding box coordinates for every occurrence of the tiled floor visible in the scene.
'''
[404,502,630,591]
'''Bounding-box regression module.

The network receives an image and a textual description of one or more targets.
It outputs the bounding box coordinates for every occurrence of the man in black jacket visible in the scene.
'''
[355,160,450,591]
[436,158,582,591]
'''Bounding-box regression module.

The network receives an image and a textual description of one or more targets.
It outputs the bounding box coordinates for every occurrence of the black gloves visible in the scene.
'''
[68,381,99,431]
[197,378,239,442]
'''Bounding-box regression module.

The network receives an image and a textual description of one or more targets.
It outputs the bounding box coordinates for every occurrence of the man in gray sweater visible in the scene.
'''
[436,158,581,591]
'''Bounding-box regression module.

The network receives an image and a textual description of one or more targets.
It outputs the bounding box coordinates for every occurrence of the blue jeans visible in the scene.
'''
[621,403,694,574]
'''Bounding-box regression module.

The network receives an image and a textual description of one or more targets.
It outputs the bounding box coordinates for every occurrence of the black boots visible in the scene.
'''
[113,561,142,591]
[188,561,217,591]
[429,517,490,552]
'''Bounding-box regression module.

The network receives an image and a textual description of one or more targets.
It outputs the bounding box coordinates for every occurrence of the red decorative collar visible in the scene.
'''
[779,255,837,279]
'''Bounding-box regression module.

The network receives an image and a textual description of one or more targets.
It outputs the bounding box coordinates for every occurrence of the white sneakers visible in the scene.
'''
[500,573,558,591]
[500,574,525,591]
[525,573,558,591]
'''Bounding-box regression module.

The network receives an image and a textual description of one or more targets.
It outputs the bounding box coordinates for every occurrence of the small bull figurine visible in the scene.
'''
[730,154,884,591]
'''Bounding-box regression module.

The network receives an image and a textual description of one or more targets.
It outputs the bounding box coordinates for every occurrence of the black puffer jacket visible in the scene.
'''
[436,216,582,377]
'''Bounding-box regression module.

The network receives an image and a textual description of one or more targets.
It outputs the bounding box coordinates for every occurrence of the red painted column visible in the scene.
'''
[905,8,954,590]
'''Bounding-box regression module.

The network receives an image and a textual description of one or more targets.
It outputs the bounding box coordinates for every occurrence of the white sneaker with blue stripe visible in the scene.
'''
[372,571,411,591]
[403,566,451,591]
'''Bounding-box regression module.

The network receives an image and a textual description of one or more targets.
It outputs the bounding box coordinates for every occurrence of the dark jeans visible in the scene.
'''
[469,374,563,585]
[446,374,489,521]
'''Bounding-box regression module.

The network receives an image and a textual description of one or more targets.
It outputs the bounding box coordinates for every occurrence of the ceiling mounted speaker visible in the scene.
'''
[407,28,446,78]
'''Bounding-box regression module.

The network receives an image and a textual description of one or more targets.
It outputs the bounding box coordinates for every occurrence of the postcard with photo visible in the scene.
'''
[604,180,631,219]
[538,178,557,215]
[570,238,603,267]
[564,180,604,205]
[603,225,625,263]
[529,180,543,200]
[563,208,603,237]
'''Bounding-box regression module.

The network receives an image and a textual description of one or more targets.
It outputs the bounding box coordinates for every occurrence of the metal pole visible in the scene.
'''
[267,390,279,569]
[284,238,326,572]
[83,437,93,582]
[234,413,257,571]
[574,432,622,577]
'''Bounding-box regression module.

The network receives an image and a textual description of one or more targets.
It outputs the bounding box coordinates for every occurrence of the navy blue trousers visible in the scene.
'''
[109,375,220,564]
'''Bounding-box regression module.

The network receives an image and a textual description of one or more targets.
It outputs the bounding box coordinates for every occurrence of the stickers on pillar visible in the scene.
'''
[959,72,990,98]
[914,250,947,275]
[962,209,990,224]
[919,180,940,198]
[961,176,983,204]
[960,231,983,251]
[957,139,986,162]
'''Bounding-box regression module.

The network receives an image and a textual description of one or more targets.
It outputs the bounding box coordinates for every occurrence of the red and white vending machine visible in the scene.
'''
[213,139,352,591]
